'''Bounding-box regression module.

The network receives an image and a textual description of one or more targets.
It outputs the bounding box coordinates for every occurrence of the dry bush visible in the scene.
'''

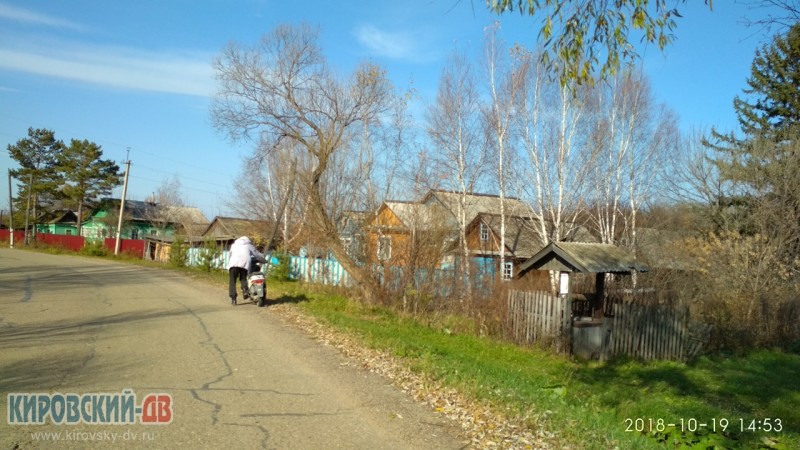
[678,232,800,351]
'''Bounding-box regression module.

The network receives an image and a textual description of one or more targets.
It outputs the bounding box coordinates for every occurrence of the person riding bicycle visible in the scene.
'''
[226,236,267,305]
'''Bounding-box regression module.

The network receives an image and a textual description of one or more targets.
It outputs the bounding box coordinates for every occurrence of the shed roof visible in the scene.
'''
[518,242,649,275]
[201,216,273,241]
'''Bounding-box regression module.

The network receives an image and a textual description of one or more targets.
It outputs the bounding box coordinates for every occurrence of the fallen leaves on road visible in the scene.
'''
[271,304,559,449]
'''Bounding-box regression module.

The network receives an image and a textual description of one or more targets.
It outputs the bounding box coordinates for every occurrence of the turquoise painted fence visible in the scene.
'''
[289,256,353,287]
[183,249,497,294]
[185,248,277,272]
[287,255,498,295]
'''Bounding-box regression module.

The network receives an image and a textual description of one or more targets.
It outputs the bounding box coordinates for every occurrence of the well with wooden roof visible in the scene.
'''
[517,242,650,319]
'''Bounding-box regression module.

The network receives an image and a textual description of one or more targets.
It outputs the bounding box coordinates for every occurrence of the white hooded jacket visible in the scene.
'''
[226,236,267,272]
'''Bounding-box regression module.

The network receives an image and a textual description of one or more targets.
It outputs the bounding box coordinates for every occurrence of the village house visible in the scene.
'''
[463,212,597,282]
[35,210,79,235]
[82,198,208,240]
[145,216,270,263]
[366,189,599,283]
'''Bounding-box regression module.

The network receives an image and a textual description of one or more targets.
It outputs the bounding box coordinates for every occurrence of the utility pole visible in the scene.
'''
[23,173,32,246]
[7,170,13,248]
[115,152,131,256]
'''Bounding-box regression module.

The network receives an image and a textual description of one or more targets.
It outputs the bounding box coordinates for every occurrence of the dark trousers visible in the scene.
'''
[229,267,248,299]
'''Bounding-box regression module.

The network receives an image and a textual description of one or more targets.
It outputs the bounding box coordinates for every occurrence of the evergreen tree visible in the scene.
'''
[705,23,800,255]
[7,128,65,241]
[707,23,800,182]
[58,139,122,236]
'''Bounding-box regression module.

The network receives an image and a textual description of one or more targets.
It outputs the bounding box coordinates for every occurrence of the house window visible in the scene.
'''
[342,237,358,258]
[66,229,72,236]
[131,229,138,239]
[480,223,489,242]
[377,236,391,261]
[502,261,513,280]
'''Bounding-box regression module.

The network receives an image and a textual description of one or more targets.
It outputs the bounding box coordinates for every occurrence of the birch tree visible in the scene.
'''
[211,23,393,302]
[587,70,678,247]
[514,50,591,244]
[487,0,707,86]
[483,23,522,278]
[427,49,486,294]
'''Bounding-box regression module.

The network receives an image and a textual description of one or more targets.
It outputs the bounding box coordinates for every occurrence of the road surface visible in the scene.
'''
[0,248,466,449]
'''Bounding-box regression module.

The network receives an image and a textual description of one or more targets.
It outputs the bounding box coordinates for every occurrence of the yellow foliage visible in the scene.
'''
[677,231,800,351]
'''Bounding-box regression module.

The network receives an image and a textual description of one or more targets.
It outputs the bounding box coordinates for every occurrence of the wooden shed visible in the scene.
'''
[517,242,650,318]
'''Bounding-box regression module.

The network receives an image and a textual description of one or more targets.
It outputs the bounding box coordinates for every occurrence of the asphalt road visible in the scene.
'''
[0,248,466,449]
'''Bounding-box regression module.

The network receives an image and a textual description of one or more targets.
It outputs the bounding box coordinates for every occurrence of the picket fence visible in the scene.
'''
[288,255,352,286]
[507,290,711,362]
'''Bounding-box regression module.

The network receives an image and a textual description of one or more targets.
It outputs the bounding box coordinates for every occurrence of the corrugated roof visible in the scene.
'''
[383,201,438,230]
[424,190,530,226]
[474,214,546,259]
[557,242,649,273]
[201,216,272,240]
[518,241,649,275]
[470,213,599,259]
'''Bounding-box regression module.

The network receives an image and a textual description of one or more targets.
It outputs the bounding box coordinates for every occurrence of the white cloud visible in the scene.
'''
[0,42,214,97]
[354,24,434,63]
[0,2,87,32]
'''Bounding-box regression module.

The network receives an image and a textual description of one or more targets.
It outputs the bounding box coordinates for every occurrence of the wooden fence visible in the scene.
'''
[608,301,712,361]
[507,290,712,362]
[507,290,570,352]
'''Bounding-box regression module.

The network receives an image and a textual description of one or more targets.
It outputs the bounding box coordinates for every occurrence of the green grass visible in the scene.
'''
[283,289,800,450]
[18,245,800,448]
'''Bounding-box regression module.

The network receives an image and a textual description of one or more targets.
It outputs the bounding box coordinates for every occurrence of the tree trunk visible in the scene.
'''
[307,163,383,303]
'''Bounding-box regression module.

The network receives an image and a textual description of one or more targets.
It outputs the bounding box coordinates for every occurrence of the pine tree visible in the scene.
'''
[707,23,800,183]
[705,23,800,255]
[58,139,122,237]
[7,128,65,241]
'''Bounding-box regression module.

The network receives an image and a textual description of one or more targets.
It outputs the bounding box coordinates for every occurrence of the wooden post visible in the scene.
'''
[7,170,14,248]
[559,271,572,354]
[594,272,606,319]
[115,159,131,255]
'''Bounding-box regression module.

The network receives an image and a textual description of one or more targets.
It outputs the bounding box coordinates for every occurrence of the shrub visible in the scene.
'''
[197,238,219,272]
[80,240,108,257]
[268,252,292,281]
[169,235,188,268]
[680,231,800,351]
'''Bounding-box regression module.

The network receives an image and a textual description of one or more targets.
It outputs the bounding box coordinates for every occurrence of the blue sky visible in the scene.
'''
[0,0,784,221]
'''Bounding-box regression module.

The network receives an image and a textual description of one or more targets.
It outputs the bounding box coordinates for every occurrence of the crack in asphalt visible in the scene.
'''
[226,423,272,450]
[165,297,272,448]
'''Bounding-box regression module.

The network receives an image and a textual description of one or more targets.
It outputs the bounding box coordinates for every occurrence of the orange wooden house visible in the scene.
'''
[366,190,536,271]
[366,200,451,269]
